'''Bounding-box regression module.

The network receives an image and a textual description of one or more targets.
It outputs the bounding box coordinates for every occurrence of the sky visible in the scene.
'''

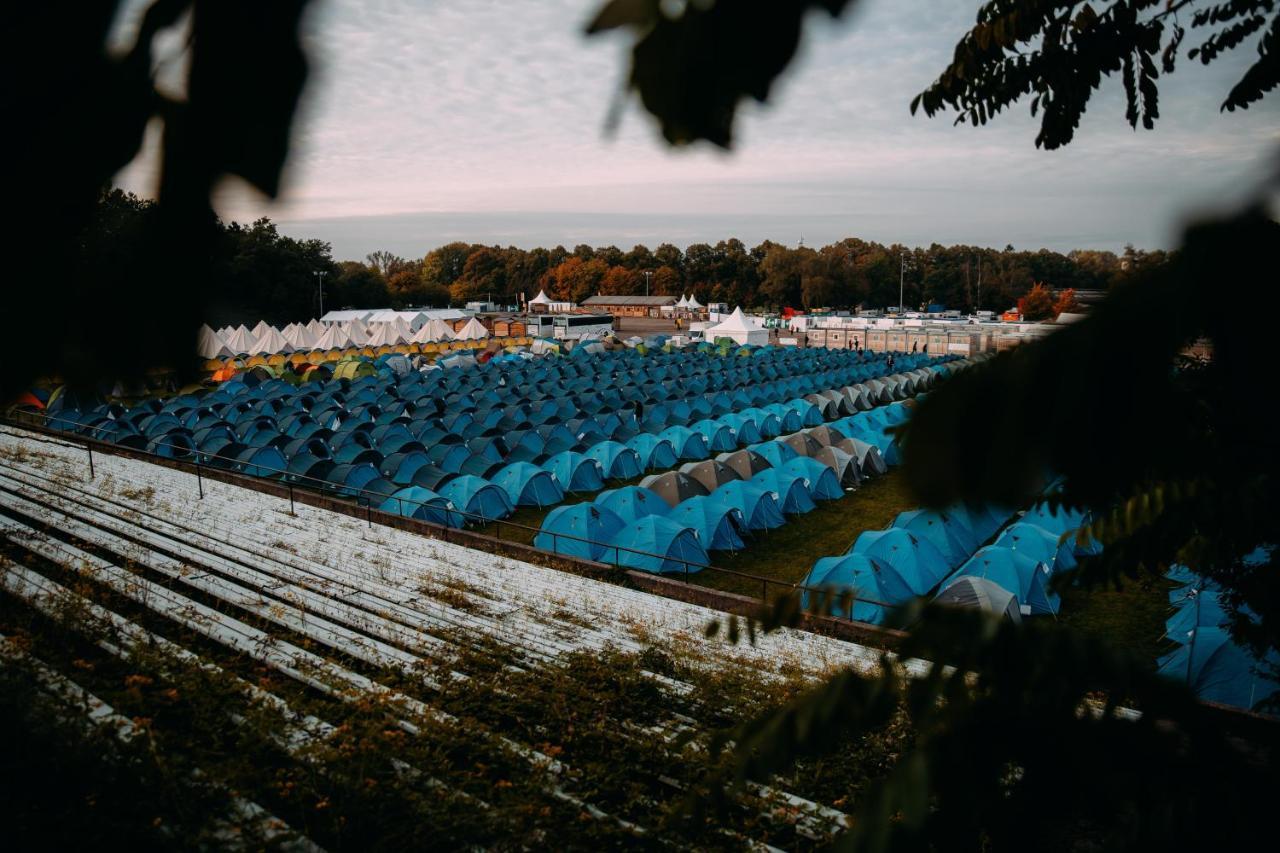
[114,0,1278,260]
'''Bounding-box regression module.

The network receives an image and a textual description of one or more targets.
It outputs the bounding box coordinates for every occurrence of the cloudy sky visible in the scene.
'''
[115,0,1277,260]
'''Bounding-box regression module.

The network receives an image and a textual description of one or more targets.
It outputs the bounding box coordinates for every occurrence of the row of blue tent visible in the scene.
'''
[1157,549,1279,712]
[44,348,954,528]
[530,399,930,573]
[801,500,1103,625]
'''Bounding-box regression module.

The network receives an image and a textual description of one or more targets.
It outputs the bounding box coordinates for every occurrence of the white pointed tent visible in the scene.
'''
[196,326,233,359]
[686,294,704,310]
[343,321,370,346]
[529,289,552,307]
[412,319,456,343]
[454,317,490,340]
[705,306,768,346]
[223,326,257,354]
[392,317,414,341]
[307,318,324,334]
[283,324,316,350]
[312,324,351,350]
[251,326,294,355]
[250,319,272,339]
[366,323,403,347]
[676,294,689,309]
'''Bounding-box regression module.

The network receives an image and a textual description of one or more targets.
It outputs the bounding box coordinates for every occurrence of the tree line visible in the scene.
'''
[97,188,1167,326]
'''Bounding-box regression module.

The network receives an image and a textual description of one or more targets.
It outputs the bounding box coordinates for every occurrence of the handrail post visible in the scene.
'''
[196,460,204,499]
[367,502,372,528]
[86,441,95,480]
[288,482,295,515]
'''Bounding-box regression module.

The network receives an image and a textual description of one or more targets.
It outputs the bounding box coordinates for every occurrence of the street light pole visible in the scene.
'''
[314,270,328,317]
[899,254,905,313]
[642,270,652,296]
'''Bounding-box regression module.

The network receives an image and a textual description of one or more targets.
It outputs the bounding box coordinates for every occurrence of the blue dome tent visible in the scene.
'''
[748,441,798,469]
[1157,627,1280,711]
[490,462,565,508]
[993,522,1078,573]
[437,475,515,522]
[892,509,980,569]
[659,426,710,460]
[611,516,709,574]
[849,528,951,594]
[668,496,746,551]
[800,553,914,624]
[379,486,464,528]
[540,451,605,493]
[751,468,816,515]
[778,457,843,500]
[950,546,1058,616]
[709,481,786,531]
[584,440,643,480]
[535,504,627,562]
[594,486,669,522]
[625,434,679,471]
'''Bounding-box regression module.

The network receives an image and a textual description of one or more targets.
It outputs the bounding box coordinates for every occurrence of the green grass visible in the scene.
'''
[1059,575,1173,667]
[697,469,919,598]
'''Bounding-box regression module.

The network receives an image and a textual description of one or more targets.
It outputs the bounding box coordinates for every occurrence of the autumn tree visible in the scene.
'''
[1020,281,1058,320]
[1054,287,1080,316]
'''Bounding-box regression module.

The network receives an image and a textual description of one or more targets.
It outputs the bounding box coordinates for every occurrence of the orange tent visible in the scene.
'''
[212,365,238,382]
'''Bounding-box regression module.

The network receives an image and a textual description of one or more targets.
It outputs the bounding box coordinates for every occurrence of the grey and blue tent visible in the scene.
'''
[540,451,605,493]
[610,515,709,574]
[626,434,679,471]
[751,468,816,515]
[934,575,1022,622]
[716,449,771,480]
[594,485,670,522]
[667,496,746,551]
[849,528,951,595]
[800,552,913,624]
[950,546,1058,616]
[490,462,566,508]
[584,440,643,479]
[778,457,843,500]
[436,475,515,522]
[709,480,786,530]
[379,486,463,528]
[535,504,626,562]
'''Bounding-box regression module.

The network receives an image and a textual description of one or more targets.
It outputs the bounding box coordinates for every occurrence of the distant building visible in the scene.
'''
[581,294,677,317]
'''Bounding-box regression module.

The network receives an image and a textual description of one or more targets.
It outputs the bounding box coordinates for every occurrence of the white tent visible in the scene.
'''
[676,295,689,309]
[529,289,552,307]
[411,319,456,343]
[343,321,370,346]
[196,325,232,359]
[223,325,257,354]
[306,318,325,334]
[686,294,703,310]
[283,324,316,350]
[454,317,490,340]
[251,326,294,355]
[705,307,768,346]
[366,323,403,347]
[250,319,272,339]
[312,324,351,350]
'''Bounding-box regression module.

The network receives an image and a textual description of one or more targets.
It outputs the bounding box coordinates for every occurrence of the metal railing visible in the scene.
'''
[2,413,895,619]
